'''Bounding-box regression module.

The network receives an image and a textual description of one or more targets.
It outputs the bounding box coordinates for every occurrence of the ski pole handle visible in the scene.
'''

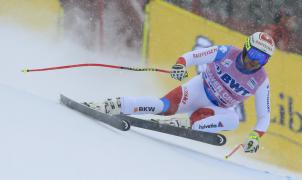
[22,63,171,74]
[225,144,243,159]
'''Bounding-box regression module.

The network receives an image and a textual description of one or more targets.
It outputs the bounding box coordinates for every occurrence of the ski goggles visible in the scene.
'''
[246,46,270,66]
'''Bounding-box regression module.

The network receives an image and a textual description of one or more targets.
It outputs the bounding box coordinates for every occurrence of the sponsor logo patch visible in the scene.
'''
[266,85,270,112]
[198,121,224,130]
[219,46,228,53]
[260,33,274,46]
[215,64,250,96]
[181,87,189,104]
[134,107,156,112]
[247,78,257,89]
[193,48,217,58]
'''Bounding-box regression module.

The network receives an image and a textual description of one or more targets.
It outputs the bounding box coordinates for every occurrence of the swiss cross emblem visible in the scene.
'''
[260,33,274,46]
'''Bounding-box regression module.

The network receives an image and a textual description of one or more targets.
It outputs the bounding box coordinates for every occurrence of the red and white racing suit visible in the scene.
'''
[119,46,270,135]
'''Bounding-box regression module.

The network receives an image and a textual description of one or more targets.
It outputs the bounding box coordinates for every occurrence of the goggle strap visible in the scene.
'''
[245,38,251,50]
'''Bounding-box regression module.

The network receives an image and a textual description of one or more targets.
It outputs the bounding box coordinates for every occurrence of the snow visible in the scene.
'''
[0,23,300,180]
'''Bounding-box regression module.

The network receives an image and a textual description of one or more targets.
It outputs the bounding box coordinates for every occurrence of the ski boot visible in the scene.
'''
[83,97,122,115]
[151,117,190,128]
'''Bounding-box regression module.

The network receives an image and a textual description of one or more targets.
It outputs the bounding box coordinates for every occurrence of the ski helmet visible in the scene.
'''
[243,32,275,66]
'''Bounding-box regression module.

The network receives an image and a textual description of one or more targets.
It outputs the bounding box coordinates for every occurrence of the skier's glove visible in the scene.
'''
[170,64,188,81]
[243,131,260,153]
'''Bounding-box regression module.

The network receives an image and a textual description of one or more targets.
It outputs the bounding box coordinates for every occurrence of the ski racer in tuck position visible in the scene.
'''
[88,32,275,153]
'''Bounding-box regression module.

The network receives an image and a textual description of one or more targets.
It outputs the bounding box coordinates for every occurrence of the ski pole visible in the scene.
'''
[22,63,171,74]
[225,144,243,159]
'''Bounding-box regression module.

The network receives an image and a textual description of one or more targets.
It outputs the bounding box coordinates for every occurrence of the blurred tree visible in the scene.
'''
[262,9,297,51]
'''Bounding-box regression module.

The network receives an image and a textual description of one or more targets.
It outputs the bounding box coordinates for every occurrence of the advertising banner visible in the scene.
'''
[143,0,302,172]
[0,0,62,31]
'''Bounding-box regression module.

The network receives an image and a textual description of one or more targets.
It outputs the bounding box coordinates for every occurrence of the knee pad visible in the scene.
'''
[160,86,183,115]
[190,108,215,126]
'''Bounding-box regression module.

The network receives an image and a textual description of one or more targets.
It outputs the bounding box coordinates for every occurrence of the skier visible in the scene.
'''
[88,32,275,153]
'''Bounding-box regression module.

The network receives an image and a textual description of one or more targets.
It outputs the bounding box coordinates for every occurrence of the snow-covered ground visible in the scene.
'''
[0,23,300,180]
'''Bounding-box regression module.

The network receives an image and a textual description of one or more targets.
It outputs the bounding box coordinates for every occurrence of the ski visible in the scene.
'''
[60,94,225,145]
[60,95,130,131]
[116,115,226,146]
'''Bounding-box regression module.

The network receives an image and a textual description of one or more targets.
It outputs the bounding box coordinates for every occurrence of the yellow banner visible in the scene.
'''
[144,0,302,172]
[0,0,62,31]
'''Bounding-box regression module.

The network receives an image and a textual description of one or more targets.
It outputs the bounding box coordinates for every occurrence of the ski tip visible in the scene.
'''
[217,134,227,146]
[59,94,67,102]
[121,120,131,131]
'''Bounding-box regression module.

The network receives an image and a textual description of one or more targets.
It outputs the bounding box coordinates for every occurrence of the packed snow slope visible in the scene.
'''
[0,23,300,180]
